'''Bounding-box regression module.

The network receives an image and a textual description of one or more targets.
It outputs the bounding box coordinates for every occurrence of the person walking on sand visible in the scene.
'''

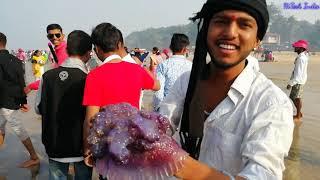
[287,39,309,122]
[0,32,40,168]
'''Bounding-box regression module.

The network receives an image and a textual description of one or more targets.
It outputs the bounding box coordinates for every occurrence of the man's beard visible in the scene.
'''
[209,57,244,70]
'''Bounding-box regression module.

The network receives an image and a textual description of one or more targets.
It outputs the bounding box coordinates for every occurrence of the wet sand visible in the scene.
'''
[1,52,320,179]
[260,52,320,180]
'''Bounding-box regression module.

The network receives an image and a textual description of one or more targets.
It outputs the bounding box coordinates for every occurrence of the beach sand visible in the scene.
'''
[260,52,320,180]
[0,52,319,179]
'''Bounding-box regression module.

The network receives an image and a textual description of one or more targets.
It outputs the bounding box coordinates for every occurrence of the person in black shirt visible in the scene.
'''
[0,32,40,168]
[36,30,93,180]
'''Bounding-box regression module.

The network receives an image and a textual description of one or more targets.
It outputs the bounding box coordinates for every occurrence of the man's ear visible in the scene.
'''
[83,51,92,63]
[254,38,261,49]
[181,47,187,54]
[117,42,124,50]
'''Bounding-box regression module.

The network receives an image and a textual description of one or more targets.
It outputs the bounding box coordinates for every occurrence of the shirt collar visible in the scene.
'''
[102,54,122,64]
[60,57,89,74]
[171,55,186,59]
[298,51,308,58]
[228,59,257,105]
[0,49,9,54]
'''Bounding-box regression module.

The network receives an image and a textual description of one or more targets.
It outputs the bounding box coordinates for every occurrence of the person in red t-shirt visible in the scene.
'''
[82,23,160,167]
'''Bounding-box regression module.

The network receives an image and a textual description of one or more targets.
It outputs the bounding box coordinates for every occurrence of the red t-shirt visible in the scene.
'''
[83,61,154,109]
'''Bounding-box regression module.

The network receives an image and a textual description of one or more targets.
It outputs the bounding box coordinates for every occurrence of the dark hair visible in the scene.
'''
[124,46,129,53]
[31,50,41,63]
[91,23,124,53]
[67,30,92,56]
[0,32,7,46]
[152,47,160,55]
[191,0,269,40]
[179,15,213,159]
[46,24,63,33]
[33,50,40,56]
[169,33,190,53]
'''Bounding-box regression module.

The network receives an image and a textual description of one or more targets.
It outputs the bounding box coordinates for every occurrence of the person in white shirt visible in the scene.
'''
[153,33,192,110]
[122,46,142,65]
[287,39,309,122]
[158,0,294,179]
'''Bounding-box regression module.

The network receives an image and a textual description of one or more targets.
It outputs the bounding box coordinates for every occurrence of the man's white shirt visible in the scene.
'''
[289,51,309,86]
[123,53,138,64]
[159,59,294,179]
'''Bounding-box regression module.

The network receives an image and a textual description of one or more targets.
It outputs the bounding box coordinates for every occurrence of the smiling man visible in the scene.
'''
[47,23,68,67]
[158,0,294,179]
[24,24,69,94]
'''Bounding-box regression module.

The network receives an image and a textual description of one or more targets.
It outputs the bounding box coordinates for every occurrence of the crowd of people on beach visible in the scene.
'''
[0,0,310,179]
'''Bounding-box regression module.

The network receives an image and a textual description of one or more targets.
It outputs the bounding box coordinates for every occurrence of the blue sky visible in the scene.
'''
[1,0,318,49]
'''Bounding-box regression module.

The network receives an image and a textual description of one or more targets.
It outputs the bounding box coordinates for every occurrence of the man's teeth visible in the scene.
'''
[219,44,236,50]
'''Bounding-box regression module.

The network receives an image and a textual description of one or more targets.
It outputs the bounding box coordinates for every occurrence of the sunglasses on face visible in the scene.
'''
[47,33,61,39]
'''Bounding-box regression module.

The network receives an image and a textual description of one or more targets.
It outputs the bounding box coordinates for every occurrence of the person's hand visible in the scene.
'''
[286,85,292,90]
[24,86,32,94]
[20,104,30,112]
[149,64,154,71]
[88,117,95,129]
[175,156,211,179]
[175,156,237,180]
[83,152,93,167]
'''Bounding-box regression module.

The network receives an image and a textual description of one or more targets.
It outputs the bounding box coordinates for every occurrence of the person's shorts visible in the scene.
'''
[289,84,304,100]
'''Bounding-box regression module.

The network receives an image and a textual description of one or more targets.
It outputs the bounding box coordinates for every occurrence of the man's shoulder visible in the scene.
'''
[87,64,108,79]
[171,71,191,91]
[120,61,146,72]
[168,57,192,66]
[0,52,20,63]
[182,59,192,66]
[43,67,86,79]
[122,61,141,67]
[299,52,309,61]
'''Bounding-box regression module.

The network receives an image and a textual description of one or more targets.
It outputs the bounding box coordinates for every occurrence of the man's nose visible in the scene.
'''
[223,22,238,39]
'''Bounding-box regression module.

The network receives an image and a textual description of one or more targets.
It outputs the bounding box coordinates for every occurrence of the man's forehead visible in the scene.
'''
[212,10,256,21]
[48,29,62,33]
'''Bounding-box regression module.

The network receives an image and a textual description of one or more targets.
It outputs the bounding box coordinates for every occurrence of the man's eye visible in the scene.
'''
[239,22,252,28]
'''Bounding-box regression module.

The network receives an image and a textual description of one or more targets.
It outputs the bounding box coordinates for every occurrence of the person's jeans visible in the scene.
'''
[49,159,92,180]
